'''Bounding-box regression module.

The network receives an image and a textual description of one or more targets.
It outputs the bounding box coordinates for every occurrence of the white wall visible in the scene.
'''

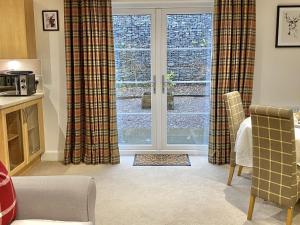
[33,0,300,161]
[253,0,300,106]
[33,0,66,161]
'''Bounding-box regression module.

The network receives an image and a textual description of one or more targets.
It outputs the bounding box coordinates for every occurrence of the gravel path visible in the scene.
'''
[116,84,210,97]
[117,96,210,113]
[117,96,210,129]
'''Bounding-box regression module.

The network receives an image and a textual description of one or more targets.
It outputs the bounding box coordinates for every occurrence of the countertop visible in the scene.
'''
[0,92,44,109]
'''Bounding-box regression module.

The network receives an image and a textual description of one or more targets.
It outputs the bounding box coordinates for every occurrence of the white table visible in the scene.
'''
[234,117,300,167]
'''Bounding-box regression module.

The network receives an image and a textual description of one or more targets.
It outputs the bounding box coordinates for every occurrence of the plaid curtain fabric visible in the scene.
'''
[208,0,256,164]
[64,0,120,164]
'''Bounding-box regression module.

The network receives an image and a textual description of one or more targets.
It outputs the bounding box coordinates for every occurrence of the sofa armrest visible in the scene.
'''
[12,176,96,224]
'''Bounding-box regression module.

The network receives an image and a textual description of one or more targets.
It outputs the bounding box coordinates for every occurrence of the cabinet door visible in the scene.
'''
[24,104,41,157]
[0,0,36,59]
[6,110,25,171]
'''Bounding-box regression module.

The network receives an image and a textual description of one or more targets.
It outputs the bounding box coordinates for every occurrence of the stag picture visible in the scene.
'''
[276,5,300,47]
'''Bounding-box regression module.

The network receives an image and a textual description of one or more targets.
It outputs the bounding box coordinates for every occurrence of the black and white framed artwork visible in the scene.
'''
[276,5,300,47]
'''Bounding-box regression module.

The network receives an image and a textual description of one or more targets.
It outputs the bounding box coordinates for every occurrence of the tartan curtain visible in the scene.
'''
[208,0,256,164]
[64,0,120,164]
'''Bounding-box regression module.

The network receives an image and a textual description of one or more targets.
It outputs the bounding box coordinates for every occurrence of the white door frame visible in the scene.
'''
[113,9,158,151]
[159,8,213,152]
[113,6,213,154]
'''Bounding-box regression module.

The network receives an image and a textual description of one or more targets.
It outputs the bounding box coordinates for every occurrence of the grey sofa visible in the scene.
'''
[11,176,96,225]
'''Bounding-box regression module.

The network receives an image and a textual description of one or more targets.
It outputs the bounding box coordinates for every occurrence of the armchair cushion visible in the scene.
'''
[12,176,96,224]
[0,161,17,225]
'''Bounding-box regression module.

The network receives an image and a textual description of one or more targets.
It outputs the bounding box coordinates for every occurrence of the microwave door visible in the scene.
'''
[0,76,17,95]
[0,83,16,92]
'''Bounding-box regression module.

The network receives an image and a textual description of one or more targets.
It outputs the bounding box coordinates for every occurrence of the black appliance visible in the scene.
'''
[0,71,36,96]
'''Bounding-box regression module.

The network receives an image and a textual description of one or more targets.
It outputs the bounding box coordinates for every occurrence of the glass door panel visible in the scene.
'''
[113,12,156,147]
[164,12,212,146]
[25,104,40,156]
[6,110,24,170]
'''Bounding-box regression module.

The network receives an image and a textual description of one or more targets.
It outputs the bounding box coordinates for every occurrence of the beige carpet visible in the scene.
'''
[24,156,300,225]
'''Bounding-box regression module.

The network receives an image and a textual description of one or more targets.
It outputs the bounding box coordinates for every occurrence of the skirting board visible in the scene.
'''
[42,150,64,161]
[42,149,207,161]
[120,150,207,156]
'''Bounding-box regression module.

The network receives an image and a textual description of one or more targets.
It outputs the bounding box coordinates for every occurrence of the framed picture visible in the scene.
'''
[42,10,59,31]
[276,5,300,47]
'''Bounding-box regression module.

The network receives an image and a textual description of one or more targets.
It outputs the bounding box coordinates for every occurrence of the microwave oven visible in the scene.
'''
[0,71,37,96]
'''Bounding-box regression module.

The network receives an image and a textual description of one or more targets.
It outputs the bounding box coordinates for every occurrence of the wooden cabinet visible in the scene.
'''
[0,98,44,175]
[0,0,37,59]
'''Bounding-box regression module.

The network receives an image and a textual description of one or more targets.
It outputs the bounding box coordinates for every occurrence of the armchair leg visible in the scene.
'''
[247,194,256,220]
[286,207,294,225]
[237,165,243,176]
[227,165,235,186]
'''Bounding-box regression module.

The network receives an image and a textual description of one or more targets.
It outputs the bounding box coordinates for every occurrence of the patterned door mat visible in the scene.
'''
[133,154,191,166]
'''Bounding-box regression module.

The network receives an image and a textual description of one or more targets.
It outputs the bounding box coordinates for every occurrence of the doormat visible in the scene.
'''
[133,154,191,166]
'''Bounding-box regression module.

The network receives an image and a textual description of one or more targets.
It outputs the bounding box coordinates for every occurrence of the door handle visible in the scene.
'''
[151,75,156,94]
[162,75,170,94]
[162,75,165,94]
[162,74,173,94]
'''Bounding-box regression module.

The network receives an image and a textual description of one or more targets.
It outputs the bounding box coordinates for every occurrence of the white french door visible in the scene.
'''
[113,7,213,153]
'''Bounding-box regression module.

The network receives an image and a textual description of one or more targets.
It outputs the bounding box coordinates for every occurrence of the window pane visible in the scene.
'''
[168,49,212,81]
[113,15,151,49]
[117,114,151,145]
[115,50,151,82]
[167,14,212,48]
[167,114,209,145]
